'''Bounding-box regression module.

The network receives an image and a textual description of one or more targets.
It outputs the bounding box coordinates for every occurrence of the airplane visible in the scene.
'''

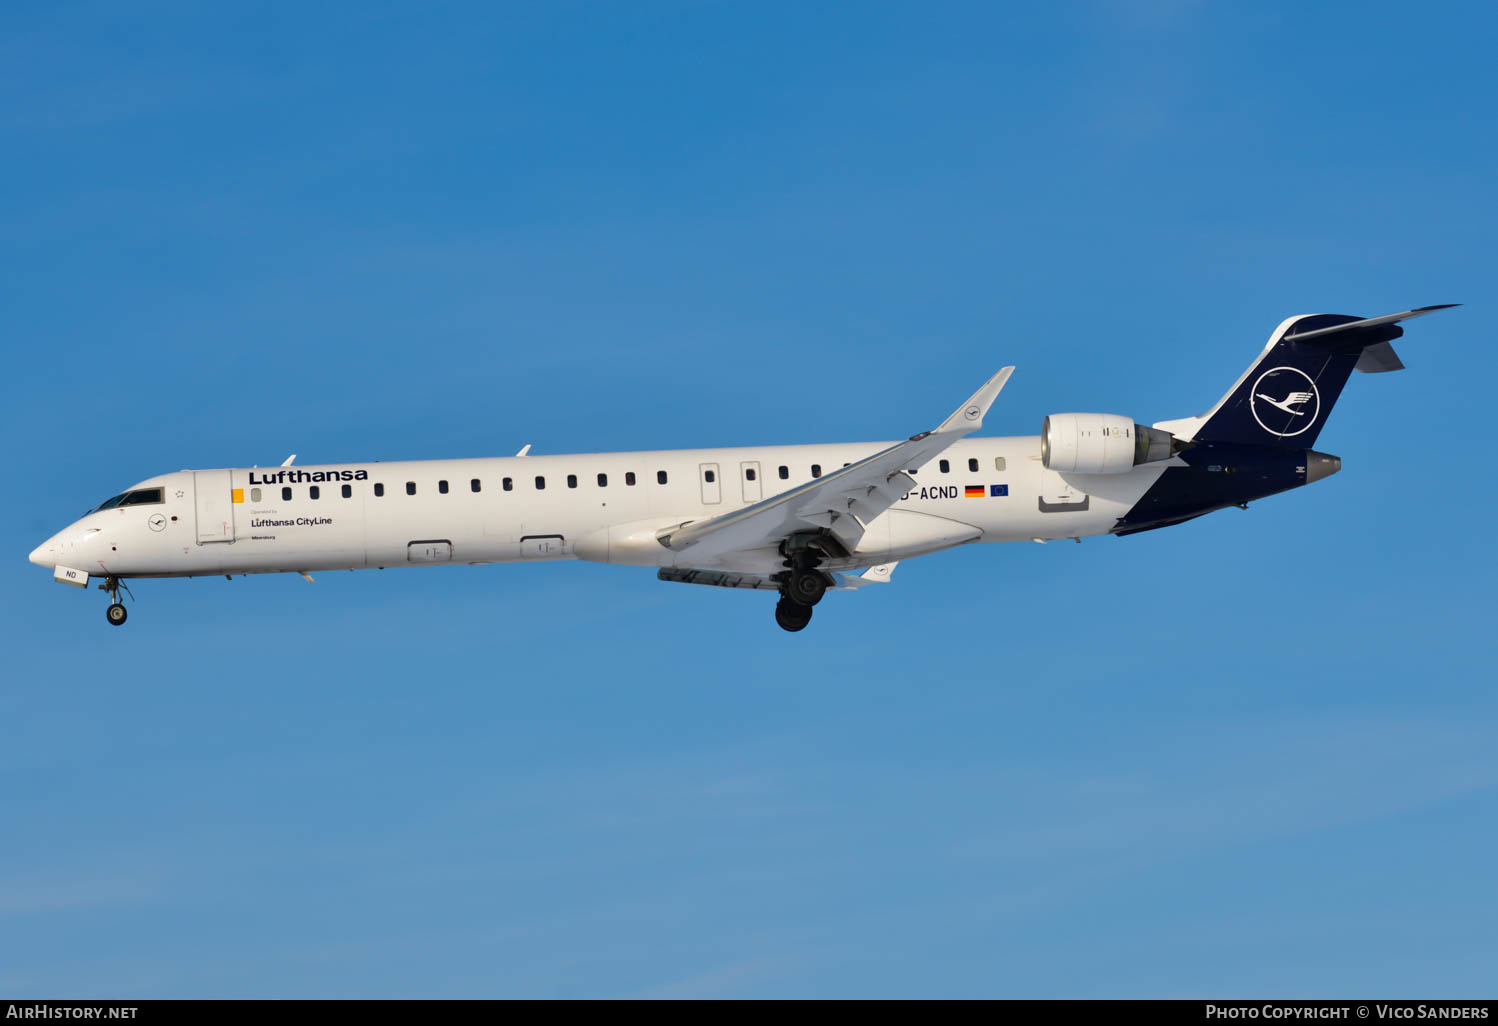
[28,305,1456,632]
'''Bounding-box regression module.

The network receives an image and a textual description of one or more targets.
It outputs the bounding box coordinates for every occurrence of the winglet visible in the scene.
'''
[281,454,297,467]
[515,444,532,457]
[933,367,1014,436]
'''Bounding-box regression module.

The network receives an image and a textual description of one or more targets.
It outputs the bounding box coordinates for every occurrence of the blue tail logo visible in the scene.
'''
[1249,366,1321,438]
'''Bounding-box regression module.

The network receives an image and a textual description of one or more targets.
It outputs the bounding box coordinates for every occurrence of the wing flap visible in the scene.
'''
[657,568,780,590]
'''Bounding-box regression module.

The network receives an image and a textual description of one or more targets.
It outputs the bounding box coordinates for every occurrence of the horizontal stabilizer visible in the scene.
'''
[1283,304,1458,342]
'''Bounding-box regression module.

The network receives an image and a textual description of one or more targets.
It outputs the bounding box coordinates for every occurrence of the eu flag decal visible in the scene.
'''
[990,484,1008,497]
[964,485,985,498]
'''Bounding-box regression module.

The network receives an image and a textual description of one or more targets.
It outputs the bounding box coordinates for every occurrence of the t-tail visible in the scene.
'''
[1155,305,1458,449]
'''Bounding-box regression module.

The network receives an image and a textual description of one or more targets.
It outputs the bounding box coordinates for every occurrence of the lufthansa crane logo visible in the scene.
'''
[1250,366,1320,438]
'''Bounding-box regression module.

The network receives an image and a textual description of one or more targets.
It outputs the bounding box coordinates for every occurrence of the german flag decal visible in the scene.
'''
[964,485,985,498]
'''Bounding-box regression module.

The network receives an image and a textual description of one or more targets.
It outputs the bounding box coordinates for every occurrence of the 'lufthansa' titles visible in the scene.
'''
[247,469,369,484]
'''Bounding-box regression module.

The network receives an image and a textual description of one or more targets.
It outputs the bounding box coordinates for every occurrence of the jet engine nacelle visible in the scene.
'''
[1041,413,1177,474]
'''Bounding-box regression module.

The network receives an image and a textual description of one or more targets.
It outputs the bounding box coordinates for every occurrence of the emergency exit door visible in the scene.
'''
[699,463,721,504]
[194,469,236,544]
[740,461,762,502]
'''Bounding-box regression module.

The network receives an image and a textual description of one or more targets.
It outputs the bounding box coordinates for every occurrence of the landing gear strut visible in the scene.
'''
[100,575,132,627]
[773,535,837,631]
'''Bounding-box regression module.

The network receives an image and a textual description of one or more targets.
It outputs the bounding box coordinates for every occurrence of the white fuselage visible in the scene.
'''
[32,437,1172,582]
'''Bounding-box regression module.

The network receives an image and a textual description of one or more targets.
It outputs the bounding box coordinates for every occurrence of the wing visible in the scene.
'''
[656,368,1014,562]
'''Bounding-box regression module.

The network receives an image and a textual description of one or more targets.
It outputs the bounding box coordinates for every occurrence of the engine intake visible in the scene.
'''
[1041,413,1177,474]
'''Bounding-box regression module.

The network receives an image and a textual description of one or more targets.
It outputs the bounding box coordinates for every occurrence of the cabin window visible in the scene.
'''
[994,456,1006,471]
[374,483,384,497]
[341,484,352,498]
[250,488,262,502]
[657,470,668,485]
[745,468,756,481]
[779,465,789,480]
[438,480,449,494]
[704,469,716,483]
[567,474,578,489]
[625,472,636,486]
[597,473,607,487]
[309,486,320,500]
[535,476,545,490]
[471,479,481,492]
[406,482,416,495]
[939,459,950,473]
[282,487,292,501]
[503,477,513,491]
[811,464,822,478]
[968,458,979,472]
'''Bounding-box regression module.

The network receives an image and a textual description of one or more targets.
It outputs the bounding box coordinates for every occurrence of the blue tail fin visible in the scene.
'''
[1156,305,1456,449]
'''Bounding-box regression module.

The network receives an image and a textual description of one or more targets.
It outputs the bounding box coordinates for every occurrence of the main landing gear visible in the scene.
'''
[772,539,833,632]
[784,569,828,607]
[100,575,132,627]
[775,596,813,632]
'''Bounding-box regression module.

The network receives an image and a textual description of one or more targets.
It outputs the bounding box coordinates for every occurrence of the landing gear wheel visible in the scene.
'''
[786,570,828,607]
[106,603,128,626]
[775,597,813,633]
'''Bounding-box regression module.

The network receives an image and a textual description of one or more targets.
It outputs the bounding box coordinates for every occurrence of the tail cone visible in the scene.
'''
[1306,451,1342,484]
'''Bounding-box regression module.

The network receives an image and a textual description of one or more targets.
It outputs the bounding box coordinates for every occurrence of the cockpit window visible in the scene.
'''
[88,488,164,514]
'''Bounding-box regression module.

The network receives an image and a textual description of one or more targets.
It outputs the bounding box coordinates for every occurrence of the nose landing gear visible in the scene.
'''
[98,576,133,627]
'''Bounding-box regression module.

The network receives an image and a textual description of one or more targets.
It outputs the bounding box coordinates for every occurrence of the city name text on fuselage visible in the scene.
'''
[247,469,369,485]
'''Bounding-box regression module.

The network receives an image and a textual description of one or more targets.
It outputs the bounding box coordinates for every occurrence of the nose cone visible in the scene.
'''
[1306,450,1342,484]
[29,541,56,568]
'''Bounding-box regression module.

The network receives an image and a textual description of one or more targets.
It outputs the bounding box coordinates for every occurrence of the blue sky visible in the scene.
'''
[3,0,1495,997]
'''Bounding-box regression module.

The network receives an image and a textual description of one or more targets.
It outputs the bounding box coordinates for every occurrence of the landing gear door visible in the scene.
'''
[194,469,236,544]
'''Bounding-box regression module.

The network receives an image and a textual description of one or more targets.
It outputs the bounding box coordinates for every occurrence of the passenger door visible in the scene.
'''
[194,470,236,544]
